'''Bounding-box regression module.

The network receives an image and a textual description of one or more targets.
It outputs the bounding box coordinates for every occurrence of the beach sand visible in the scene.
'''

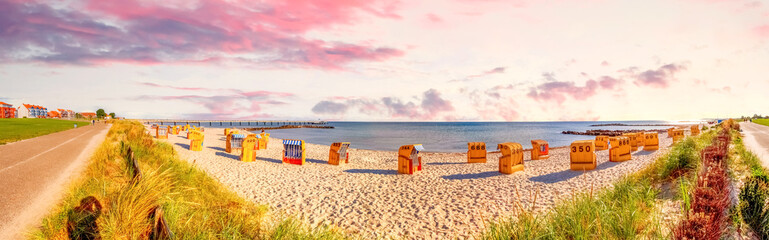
[157,127,673,239]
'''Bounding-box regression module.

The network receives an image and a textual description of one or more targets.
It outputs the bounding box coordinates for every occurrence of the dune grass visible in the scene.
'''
[31,120,351,240]
[482,131,716,239]
[0,118,90,145]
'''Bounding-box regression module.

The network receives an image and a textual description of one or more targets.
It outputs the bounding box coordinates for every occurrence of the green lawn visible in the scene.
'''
[0,118,91,145]
[753,118,769,127]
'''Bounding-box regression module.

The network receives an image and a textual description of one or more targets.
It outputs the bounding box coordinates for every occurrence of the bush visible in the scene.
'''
[660,138,699,179]
[739,176,769,238]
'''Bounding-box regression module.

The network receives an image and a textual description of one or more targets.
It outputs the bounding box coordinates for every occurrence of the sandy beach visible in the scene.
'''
[157,127,674,239]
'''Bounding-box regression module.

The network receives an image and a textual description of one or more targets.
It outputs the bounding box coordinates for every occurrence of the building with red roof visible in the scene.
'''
[80,112,96,118]
[48,111,61,118]
[57,109,75,119]
[18,104,47,118]
[0,102,15,118]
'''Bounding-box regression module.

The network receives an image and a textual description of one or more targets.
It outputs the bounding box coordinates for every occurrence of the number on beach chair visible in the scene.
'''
[622,132,640,151]
[498,142,524,174]
[570,140,596,170]
[189,131,204,151]
[329,142,351,165]
[241,136,257,162]
[594,136,609,151]
[644,132,659,151]
[398,144,423,174]
[467,142,487,163]
[609,136,632,162]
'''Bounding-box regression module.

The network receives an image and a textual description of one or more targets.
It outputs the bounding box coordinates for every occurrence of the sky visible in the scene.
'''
[1,0,768,121]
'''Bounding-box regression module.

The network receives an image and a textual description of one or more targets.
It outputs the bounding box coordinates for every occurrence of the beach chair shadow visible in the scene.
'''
[426,162,465,166]
[174,143,190,149]
[633,150,655,156]
[529,170,582,184]
[344,169,398,175]
[306,158,327,164]
[208,146,226,152]
[596,161,620,171]
[442,171,501,180]
[256,157,282,164]
[215,151,240,161]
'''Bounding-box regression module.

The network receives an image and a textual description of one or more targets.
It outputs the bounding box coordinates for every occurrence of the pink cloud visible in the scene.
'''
[631,63,686,88]
[311,89,455,120]
[426,13,443,23]
[453,67,506,82]
[133,81,294,119]
[597,76,622,89]
[527,73,622,104]
[0,0,403,69]
[138,82,208,91]
[755,24,769,38]
[138,82,295,98]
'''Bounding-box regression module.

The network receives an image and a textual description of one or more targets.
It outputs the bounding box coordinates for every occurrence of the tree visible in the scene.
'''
[96,109,106,119]
[75,113,83,119]
[109,112,116,118]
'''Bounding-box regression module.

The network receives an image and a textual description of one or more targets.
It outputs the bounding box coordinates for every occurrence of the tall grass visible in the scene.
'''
[31,121,351,239]
[482,131,716,239]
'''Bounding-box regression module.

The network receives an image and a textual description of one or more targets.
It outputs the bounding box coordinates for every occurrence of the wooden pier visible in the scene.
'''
[138,119,328,127]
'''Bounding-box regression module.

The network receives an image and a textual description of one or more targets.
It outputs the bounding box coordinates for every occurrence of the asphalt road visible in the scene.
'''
[0,123,109,239]
[741,122,769,168]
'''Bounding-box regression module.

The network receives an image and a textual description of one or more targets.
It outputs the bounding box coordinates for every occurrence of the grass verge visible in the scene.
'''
[752,118,769,128]
[728,127,769,238]
[0,118,90,145]
[31,120,350,239]
[482,130,716,239]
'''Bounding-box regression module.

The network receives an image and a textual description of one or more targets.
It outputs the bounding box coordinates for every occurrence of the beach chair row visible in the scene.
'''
[175,126,692,175]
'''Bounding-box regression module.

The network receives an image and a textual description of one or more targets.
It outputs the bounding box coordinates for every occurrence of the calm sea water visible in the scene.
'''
[232,121,688,152]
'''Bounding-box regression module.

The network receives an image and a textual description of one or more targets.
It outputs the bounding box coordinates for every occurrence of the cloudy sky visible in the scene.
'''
[1,0,767,121]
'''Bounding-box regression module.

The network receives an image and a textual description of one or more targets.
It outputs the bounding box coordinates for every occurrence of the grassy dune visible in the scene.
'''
[0,118,90,145]
[31,121,349,239]
[482,130,717,239]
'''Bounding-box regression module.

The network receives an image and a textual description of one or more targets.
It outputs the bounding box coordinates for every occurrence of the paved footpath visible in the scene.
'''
[0,123,109,239]
[741,122,769,169]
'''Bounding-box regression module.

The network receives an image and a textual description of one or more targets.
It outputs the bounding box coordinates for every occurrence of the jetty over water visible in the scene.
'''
[138,119,328,127]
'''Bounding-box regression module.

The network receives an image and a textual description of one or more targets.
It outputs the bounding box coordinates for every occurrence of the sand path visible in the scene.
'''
[161,127,673,239]
[0,123,110,239]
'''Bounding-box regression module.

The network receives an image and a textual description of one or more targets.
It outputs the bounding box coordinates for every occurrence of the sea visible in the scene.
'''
[217,121,696,152]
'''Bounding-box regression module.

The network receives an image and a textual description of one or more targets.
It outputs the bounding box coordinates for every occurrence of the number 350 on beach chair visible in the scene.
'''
[570,140,596,170]
[398,144,424,174]
[282,139,305,165]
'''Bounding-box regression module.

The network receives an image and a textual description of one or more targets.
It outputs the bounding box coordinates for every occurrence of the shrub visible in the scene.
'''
[739,176,769,238]
[661,138,699,179]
